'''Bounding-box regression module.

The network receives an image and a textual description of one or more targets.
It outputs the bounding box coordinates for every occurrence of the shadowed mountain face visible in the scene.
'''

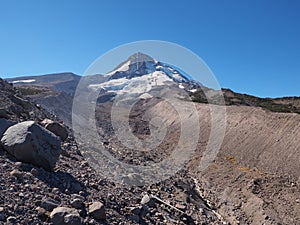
[6,72,81,95]
[0,78,55,122]
[6,73,81,126]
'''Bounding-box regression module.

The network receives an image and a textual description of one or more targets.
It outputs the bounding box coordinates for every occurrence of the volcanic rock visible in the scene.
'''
[88,202,106,220]
[1,121,61,170]
[41,119,68,141]
[50,207,82,225]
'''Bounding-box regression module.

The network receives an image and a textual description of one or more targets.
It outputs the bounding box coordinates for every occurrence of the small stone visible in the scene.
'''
[71,194,84,200]
[41,119,68,141]
[36,206,47,221]
[71,199,83,209]
[181,216,188,222]
[141,194,150,204]
[88,202,106,220]
[80,161,88,168]
[10,169,22,179]
[199,208,204,214]
[175,203,186,210]
[264,215,269,220]
[14,162,23,168]
[52,188,60,194]
[102,141,109,146]
[40,198,60,211]
[50,207,82,225]
[6,216,16,223]
[2,163,8,169]
[141,194,155,207]
[129,206,142,215]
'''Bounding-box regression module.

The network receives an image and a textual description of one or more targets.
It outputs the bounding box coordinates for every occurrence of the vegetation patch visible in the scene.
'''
[225,155,237,164]
[17,86,49,96]
[190,88,300,114]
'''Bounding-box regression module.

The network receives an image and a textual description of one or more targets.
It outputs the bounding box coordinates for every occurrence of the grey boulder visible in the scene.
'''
[88,202,106,220]
[50,207,82,225]
[41,119,68,141]
[1,121,61,170]
[40,197,60,211]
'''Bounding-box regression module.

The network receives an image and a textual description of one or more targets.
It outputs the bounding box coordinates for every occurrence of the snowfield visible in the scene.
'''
[12,79,35,84]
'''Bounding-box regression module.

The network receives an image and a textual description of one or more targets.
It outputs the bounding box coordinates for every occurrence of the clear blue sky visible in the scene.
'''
[0,0,299,97]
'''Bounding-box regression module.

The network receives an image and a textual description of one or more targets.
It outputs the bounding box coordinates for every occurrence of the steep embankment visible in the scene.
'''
[146,100,300,178]
[99,97,300,224]
[219,105,300,176]
[150,101,300,225]
[197,104,300,225]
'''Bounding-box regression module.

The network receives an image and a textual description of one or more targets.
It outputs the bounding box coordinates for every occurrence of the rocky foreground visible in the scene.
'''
[0,145,223,225]
[0,122,223,225]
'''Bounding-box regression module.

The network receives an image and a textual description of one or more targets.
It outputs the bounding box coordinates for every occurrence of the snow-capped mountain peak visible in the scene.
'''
[106,52,157,79]
[89,52,201,100]
[105,52,197,83]
[128,52,156,64]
